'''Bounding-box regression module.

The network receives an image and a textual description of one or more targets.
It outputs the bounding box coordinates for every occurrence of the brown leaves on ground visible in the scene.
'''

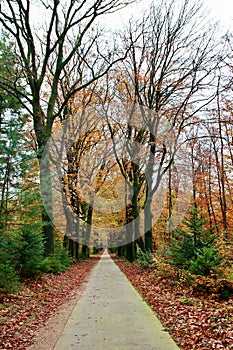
[115,258,233,350]
[0,256,99,350]
[1,252,233,350]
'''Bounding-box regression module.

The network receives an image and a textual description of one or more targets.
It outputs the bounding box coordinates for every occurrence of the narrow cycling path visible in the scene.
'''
[54,249,180,350]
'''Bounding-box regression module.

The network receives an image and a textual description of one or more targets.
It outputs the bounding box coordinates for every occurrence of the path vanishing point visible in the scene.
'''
[54,249,180,350]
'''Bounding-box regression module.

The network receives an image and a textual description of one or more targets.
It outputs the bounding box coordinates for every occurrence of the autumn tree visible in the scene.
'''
[62,107,107,257]
[173,49,233,245]
[0,0,135,255]
[115,0,223,251]
[197,94,233,237]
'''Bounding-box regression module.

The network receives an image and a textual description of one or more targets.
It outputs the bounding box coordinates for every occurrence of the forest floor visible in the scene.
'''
[0,256,100,350]
[114,257,233,350]
[0,253,233,350]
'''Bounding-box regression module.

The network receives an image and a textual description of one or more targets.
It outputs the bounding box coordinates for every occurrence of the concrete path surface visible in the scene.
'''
[54,249,180,350]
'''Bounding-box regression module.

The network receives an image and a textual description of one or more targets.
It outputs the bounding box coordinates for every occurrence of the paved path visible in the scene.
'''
[54,250,180,350]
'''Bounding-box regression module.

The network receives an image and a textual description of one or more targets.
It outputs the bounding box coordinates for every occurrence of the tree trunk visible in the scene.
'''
[217,84,228,237]
[39,151,55,256]
[68,238,74,258]
[63,235,69,249]
[132,181,143,245]
[132,189,145,251]
[135,236,145,251]
[41,207,54,256]
[82,202,93,258]
[81,244,89,257]
[144,197,153,251]
[166,165,173,241]
[126,241,134,262]
[125,178,135,261]
[117,244,125,257]
[74,219,80,259]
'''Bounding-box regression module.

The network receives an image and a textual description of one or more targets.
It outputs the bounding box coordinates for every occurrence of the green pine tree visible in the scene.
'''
[189,246,223,276]
[0,32,26,231]
[16,226,45,277]
[0,235,21,293]
[168,205,222,275]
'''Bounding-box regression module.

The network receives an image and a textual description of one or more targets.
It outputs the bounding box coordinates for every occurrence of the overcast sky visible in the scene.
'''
[207,0,233,28]
[102,0,233,32]
[25,0,233,33]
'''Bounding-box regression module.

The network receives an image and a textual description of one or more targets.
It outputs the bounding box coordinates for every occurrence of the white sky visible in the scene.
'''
[103,0,233,32]
[25,0,233,32]
[206,0,233,28]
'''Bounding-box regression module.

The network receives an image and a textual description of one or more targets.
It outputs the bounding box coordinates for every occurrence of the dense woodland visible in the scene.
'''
[0,0,233,298]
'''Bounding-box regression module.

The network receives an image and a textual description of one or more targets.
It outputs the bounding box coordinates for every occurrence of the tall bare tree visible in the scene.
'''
[117,0,223,251]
